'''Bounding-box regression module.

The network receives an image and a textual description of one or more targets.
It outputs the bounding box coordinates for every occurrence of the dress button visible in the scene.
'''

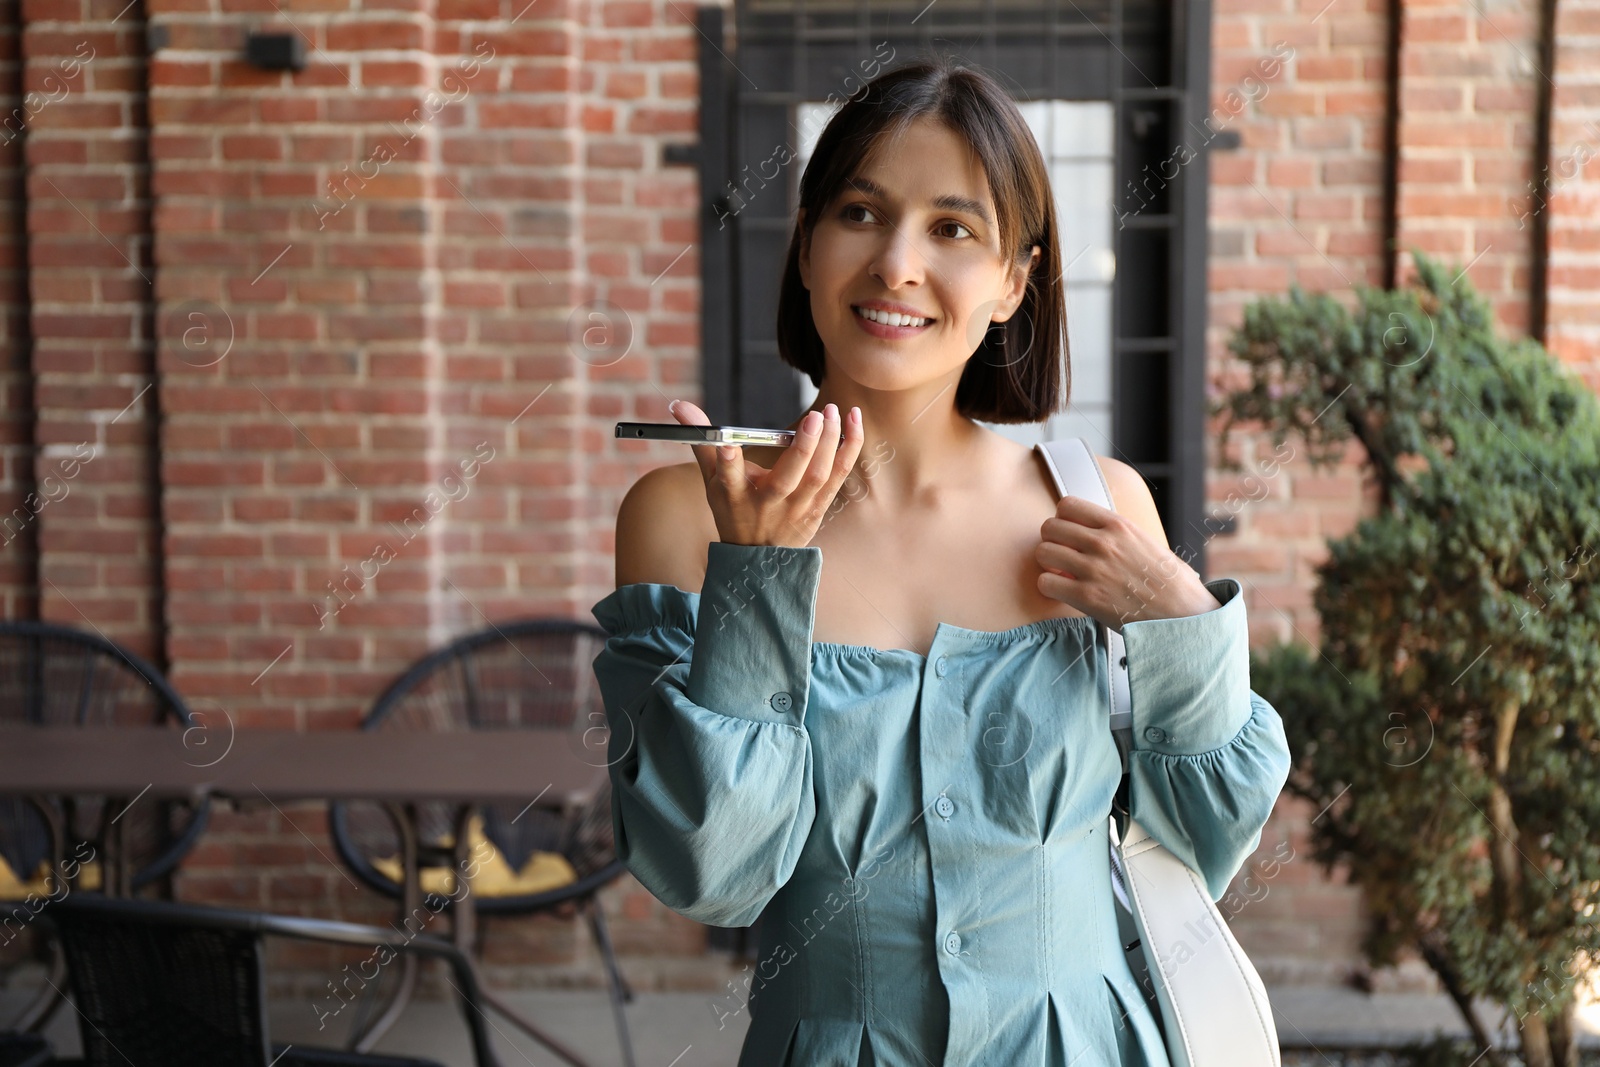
[1144,726,1166,744]
[771,692,793,713]
[944,931,962,956]
[934,655,948,678]
[934,795,955,819]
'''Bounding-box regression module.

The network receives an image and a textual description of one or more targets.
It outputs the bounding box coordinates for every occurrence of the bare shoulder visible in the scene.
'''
[1093,454,1169,544]
[613,461,716,593]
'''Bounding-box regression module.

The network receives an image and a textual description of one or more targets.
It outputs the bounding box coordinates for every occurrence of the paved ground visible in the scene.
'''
[7,981,1600,1064]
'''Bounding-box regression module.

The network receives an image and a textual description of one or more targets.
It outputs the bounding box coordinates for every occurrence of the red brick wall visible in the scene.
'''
[2,0,718,989]
[6,0,163,654]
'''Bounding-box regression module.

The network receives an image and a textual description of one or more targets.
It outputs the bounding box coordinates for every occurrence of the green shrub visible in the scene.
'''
[1216,253,1600,1067]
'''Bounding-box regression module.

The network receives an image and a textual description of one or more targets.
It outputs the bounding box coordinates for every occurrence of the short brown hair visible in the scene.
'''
[776,55,1068,424]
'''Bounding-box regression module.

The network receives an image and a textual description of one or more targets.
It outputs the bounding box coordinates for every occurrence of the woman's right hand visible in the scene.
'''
[670,398,864,549]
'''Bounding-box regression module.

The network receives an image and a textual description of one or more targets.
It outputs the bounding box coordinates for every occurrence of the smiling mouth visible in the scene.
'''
[852,305,936,328]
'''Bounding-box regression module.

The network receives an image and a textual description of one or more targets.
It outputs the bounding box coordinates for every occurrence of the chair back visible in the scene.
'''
[330,617,623,914]
[50,895,273,1066]
[0,621,210,896]
[47,894,489,1067]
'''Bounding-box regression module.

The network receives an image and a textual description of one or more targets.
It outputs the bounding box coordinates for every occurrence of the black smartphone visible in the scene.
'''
[615,422,845,446]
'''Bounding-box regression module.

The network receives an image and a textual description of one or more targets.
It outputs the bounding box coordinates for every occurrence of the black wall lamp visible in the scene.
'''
[244,31,306,72]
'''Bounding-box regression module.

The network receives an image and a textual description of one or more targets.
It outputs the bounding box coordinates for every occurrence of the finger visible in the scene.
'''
[714,440,754,512]
[671,398,721,485]
[1035,538,1084,577]
[1036,567,1086,606]
[807,405,864,528]
[1054,492,1115,525]
[766,407,826,499]
[798,403,845,505]
[1040,515,1097,549]
[824,405,867,497]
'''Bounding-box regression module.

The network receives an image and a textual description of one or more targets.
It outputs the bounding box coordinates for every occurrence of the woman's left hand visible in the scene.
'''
[1035,494,1220,634]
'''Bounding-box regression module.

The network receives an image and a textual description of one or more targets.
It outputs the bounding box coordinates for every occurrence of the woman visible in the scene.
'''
[590,56,1291,1067]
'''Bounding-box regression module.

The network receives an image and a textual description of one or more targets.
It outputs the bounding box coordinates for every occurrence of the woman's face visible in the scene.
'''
[799,115,1040,393]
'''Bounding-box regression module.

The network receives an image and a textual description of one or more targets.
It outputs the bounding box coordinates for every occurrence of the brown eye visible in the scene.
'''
[937,220,974,240]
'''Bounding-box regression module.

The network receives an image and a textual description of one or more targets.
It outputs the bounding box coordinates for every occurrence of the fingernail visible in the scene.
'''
[668,399,679,416]
[851,406,861,425]
[803,411,821,435]
[719,445,736,460]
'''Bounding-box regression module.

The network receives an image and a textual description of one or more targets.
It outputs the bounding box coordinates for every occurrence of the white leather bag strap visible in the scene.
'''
[1033,437,1283,1067]
[1036,441,1139,908]
[1032,438,1132,740]
[1033,436,1136,914]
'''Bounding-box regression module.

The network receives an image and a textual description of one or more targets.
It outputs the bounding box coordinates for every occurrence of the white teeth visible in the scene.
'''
[855,306,931,327]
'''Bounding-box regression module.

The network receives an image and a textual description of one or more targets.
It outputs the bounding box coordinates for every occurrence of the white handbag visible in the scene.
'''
[1033,437,1281,1067]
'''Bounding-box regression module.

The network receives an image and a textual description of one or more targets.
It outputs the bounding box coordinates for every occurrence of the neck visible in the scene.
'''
[798,380,990,511]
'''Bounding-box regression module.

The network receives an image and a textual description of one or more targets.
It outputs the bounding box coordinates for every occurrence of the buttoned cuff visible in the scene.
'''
[1120,577,1252,757]
[685,541,823,726]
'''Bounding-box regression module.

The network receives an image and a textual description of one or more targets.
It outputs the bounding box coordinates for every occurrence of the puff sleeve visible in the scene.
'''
[1117,577,1293,902]
[588,541,823,928]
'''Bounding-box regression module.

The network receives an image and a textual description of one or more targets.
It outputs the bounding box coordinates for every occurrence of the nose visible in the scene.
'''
[868,220,926,291]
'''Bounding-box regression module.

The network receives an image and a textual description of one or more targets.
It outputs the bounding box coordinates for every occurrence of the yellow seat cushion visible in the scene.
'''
[371,812,577,899]
[0,856,101,899]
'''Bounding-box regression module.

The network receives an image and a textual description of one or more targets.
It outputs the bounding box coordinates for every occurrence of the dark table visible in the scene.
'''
[0,726,615,1067]
[0,727,605,805]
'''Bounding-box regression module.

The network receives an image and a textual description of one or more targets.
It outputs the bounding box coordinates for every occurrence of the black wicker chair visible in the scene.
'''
[35,893,499,1066]
[0,1033,49,1067]
[0,620,213,1036]
[327,617,634,1067]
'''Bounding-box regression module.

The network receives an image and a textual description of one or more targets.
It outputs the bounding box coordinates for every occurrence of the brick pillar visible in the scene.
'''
[1,0,32,619]
[1204,0,1393,987]
[1545,0,1600,397]
[578,0,702,599]
[21,0,163,656]
[152,0,458,745]
[429,0,586,631]
[144,0,610,967]
[146,0,453,913]
[1394,0,1540,327]
[565,0,729,983]
[1206,0,1388,649]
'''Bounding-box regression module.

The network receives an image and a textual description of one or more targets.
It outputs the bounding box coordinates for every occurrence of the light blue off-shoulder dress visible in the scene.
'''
[589,541,1292,1067]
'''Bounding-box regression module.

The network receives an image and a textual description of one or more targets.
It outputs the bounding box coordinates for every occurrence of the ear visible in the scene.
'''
[993,244,1040,323]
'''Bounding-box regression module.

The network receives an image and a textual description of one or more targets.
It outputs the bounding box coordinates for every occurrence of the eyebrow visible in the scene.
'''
[844,175,994,229]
